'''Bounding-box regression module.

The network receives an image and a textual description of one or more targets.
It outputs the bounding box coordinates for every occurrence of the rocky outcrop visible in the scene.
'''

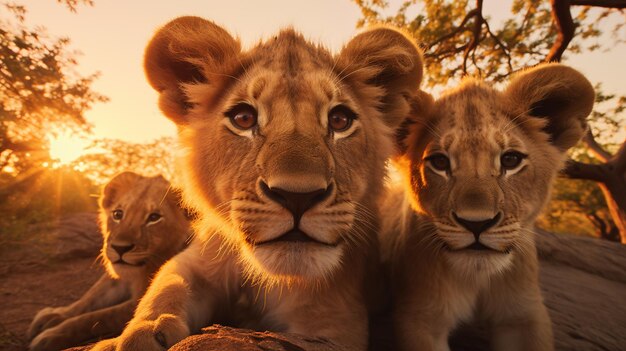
[536,229,626,351]
[0,212,101,278]
[446,229,626,351]
[171,325,344,351]
[66,230,626,351]
[43,212,102,259]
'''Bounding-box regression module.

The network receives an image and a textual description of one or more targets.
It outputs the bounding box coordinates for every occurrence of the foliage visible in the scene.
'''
[0,2,106,173]
[56,0,94,13]
[354,0,626,240]
[0,167,98,243]
[587,83,626,144]
[72,137,178,185]
[539,165,620,241]
[355,0,625,87]
[0,0,101,241]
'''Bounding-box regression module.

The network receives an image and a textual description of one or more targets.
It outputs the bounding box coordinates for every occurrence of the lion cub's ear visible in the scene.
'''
[505,63,595,151]
[395,90,435,157]
[101,171,142,209]
[144,16,241,124]
[336,26,424,128]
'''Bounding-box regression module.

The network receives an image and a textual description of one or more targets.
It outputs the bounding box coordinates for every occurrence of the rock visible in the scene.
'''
[46,212,102,259]
[536,229,626,351]
[171,325,345,351]
[449,229,626,351]
[64,325,345,351]
[65,230,626,351]
[0,212,101,277]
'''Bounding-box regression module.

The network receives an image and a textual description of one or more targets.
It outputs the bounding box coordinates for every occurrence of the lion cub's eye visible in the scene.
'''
[425,153,450,172]
[112,209,124,221]
[147,213,162,223]
[501,151,527,170]
[226,103,257,130]
[328,106,357,132]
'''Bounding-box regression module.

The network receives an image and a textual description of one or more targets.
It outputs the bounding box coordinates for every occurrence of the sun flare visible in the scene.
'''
[47,131,91,166]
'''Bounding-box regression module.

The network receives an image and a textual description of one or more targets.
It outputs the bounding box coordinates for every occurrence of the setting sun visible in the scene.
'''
[47,131,91,166]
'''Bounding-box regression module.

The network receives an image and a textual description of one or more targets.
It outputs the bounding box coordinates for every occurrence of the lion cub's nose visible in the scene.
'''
[260,181,332,223]
[453,212,502,239]
[111,244,135,256]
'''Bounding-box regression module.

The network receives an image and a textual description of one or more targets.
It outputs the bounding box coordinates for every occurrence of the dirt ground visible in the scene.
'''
[0,252,101,351]
[0,214,103,351]
[2,218,624,351]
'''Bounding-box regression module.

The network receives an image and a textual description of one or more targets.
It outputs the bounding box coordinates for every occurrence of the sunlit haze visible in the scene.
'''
[17,0,626,144]
[47,130,91,166]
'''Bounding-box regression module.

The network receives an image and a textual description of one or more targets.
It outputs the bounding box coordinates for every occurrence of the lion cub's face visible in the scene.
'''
[145,17,424,281]
[402,65,593,274]
[191,56,374,279]
[100,172,190,279]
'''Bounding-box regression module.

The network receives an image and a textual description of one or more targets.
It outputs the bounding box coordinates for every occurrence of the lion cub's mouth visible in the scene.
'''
[249,229,338,247]
[112,259,147,267]
[446,242,511,254]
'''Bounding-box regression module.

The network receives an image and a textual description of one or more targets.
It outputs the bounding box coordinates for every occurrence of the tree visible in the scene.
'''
[355,0,626,242]
[540,164,620,241]
[0,1,106,173]
[73,137,178,185]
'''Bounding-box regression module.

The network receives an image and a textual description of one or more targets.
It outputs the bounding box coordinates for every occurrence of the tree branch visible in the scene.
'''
[463,0,484,74]
[611,138,626,173]
[547,0,576,63]
[483,20,513,72]
[583,130,613,162]
[562,159,608,182]
[425,44,469,59]
[586,212,607,237]
[427,9,480,49]
[570,0,626,8]
[0,138,42,153]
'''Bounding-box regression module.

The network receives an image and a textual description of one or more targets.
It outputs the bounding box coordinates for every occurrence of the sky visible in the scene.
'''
[15,0,626,143]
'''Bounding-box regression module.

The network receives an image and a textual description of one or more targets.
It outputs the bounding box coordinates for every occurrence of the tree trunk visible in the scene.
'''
[547,0,626,243]
[562,140,626,243]
[599,183,626,243]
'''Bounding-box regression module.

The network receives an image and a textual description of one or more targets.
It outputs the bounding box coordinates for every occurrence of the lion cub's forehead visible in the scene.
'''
[115,178,170,212]
[433,81,522,152]
[241,30,338,99]
[247,29,334,76]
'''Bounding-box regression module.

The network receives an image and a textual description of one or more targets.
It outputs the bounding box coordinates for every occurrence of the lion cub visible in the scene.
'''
[28,172,191,351]
[383,64,595,350]
[91,17,425,351]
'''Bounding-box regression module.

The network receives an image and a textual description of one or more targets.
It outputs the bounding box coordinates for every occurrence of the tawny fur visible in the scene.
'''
[383,64,595,351]
[91,17,425,351]
[28,172,191,351]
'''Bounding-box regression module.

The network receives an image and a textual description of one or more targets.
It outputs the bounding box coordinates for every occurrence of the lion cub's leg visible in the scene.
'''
[92,243,229,351]
[28,274,129,340]
[491,314,553,351]
[490,303,553,351]
[268,287,369,350]
[29,299,135,351]
[488,277,554,351]
[395,281,475,351]
[396,310,453,351]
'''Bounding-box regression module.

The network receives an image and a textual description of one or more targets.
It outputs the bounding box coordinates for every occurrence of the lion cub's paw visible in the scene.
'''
[91,337,118,351]
[27,307,66,340]
[112,314,189,351]
[29,325,70,351]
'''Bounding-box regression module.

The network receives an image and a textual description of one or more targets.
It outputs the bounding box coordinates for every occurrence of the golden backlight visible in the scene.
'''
[47,131,90,166]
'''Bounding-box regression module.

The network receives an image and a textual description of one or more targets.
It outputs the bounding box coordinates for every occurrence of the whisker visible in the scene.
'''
[502,108,533,134]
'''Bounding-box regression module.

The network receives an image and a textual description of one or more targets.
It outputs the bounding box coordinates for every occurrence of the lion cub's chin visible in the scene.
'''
[444,250,515,278]
[243,242,344,280]
[110,262,148,280]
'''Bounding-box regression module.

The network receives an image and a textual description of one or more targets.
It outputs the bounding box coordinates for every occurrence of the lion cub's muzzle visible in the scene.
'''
[107,243,147,266]
[254,180,337,246]
[444,211,513,253]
